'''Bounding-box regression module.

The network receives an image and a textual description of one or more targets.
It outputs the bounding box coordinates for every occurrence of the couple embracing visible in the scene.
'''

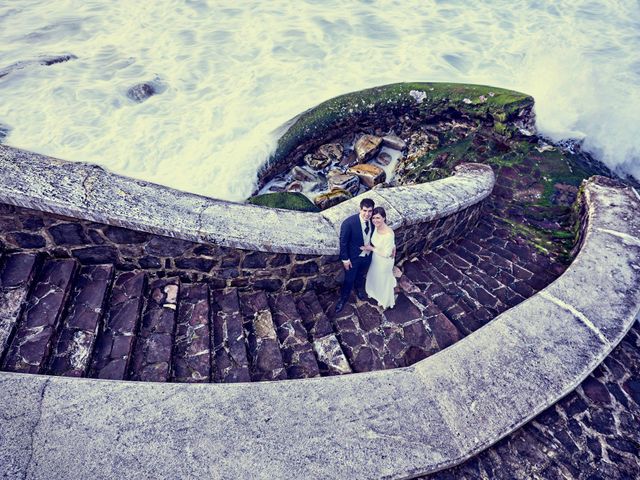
[335,198,397,314]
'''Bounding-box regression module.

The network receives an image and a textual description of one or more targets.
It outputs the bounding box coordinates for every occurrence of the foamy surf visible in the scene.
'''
[0,0,638,200]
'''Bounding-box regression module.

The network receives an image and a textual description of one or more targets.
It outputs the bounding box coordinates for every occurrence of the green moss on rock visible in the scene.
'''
[247,192,319,212]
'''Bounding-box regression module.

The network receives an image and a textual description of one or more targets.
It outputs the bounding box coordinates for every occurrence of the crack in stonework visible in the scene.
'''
[538,291,610,347]
[23,377,50,480]
[596,228,640,247]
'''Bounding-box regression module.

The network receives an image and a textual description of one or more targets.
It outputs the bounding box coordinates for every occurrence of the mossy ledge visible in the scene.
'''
[260,82,534,185]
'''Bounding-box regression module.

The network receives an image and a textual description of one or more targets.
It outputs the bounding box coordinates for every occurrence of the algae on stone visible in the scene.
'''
[247,192,319,212]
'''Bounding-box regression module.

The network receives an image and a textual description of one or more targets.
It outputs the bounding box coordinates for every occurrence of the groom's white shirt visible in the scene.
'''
[359,218,371,257]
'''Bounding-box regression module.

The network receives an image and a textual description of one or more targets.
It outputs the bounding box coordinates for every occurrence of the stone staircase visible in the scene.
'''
[0,216,564,384]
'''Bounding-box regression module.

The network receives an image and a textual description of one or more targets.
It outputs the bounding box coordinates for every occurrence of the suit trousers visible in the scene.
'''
[339,255,372,303]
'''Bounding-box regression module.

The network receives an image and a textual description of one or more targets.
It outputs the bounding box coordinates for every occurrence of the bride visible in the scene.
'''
[361,207,396,309]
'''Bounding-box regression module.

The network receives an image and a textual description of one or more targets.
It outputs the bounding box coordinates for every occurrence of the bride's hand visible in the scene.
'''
[360,245,373,252]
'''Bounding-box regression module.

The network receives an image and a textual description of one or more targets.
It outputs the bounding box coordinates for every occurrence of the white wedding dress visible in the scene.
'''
[365,229,397,309]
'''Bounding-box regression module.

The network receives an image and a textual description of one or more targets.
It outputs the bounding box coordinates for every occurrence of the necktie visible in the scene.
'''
[364,221,370,236]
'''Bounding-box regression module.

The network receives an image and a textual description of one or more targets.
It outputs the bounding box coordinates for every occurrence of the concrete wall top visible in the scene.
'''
[0,178,638,479]
[0,145,494,254]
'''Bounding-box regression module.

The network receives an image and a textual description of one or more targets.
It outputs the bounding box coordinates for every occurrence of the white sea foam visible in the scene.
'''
[0,0,639,200]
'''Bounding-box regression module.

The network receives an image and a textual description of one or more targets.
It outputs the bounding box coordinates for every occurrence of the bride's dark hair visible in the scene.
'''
[372,206,386,219]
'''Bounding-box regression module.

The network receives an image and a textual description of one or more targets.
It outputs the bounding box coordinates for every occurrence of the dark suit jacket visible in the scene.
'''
[339,214,372,262]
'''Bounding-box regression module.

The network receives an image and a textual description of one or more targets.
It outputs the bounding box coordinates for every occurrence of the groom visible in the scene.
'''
[335,198,375,314]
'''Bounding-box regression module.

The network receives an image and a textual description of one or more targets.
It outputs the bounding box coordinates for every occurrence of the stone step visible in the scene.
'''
[268,292,320,379]
[3,258,77,373]
[210,287,250,383]
[172,283,211,383]
[47,264,114,377]
[317,293,383,373]
[295,291,351,375]
[90,271,146,380]
[239,291,287,382]
[130,277,180,382]
[0,253,40,362]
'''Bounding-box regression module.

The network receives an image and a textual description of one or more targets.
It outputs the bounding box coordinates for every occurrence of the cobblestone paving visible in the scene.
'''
[423,321,640,480]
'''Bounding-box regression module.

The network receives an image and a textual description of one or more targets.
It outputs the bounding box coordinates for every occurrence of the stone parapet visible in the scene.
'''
[0,145,494,292]
[0,178,638,478]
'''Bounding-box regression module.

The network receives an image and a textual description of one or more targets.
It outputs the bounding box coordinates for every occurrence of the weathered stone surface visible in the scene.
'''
[239,291,287,381]
[0,253,39,356]
[172,283,211,382]
[328,173,360,195]
[313,189,352,210]
[347,164,386,188]
[7,232,46,248]
[376,151,392,166]
[317,143,344,163]
[3,259,76,373]
[211,287,251,383]
[48,264,113,377]
[90,271,146,380]
[354,134,382,161]
[145,236,193,256]
[304,152,331,170]
[103,226,149,244]
[130,278,179,382]
[269,293,320,379]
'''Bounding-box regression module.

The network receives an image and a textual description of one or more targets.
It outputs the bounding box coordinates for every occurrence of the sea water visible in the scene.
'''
[1,0,639,201]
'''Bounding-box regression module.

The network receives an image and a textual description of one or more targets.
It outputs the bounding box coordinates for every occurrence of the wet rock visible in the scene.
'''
[286,181,304,193]
[582,377,611,405]
[376,152,392,166]
[174,257,214,272]
[354,134,382,161]
[304,153,331,170]
[313,189,352,210]
[291,165,319,182]
[317,143,343,163]
[127,82,158,103]
[382,134,406,151]
[0,123,11,143]
[339,150,358,167]
[347,164,386,188]
[328,173,360,195]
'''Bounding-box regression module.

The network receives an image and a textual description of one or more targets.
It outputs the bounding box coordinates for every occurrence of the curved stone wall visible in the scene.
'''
[0,176,637,479]
[0,145,494,292]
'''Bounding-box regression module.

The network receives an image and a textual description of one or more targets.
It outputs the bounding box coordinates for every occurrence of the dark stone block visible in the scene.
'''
[21,216,44,230]
[87,229,105,245]
[285,279,304,293]
[623,379,640,406]
[49,223,88,245]
[582,377,611,405]
[193,244,218,256]
[291,261,319,277]
[253,278,282,292]
[145,236,194,256]
[270,253,290,267]
[175,257,215,272]
[127,82,157,103]
[139,256,161,269]
[243,252,269,269]
[8,232,46,248]
[103,226,149,244]
[607,438,639,455]
[72,246,119,264]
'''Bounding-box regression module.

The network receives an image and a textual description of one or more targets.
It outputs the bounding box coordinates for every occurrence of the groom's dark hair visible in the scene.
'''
[360,198,375,209]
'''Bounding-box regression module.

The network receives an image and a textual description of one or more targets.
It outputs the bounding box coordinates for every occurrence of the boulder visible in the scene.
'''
[127,83,157,103]
[339,150,358,168]
[354,134,383,162]
[313,189,352,210]
[347,164,386,188]
[382,134,406,151]
[286,181,304,193]
[328,173,360,195]
[304,152,331,170]
[317,143,343,163]
[247,192,319,212]
[291,166,319,182]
